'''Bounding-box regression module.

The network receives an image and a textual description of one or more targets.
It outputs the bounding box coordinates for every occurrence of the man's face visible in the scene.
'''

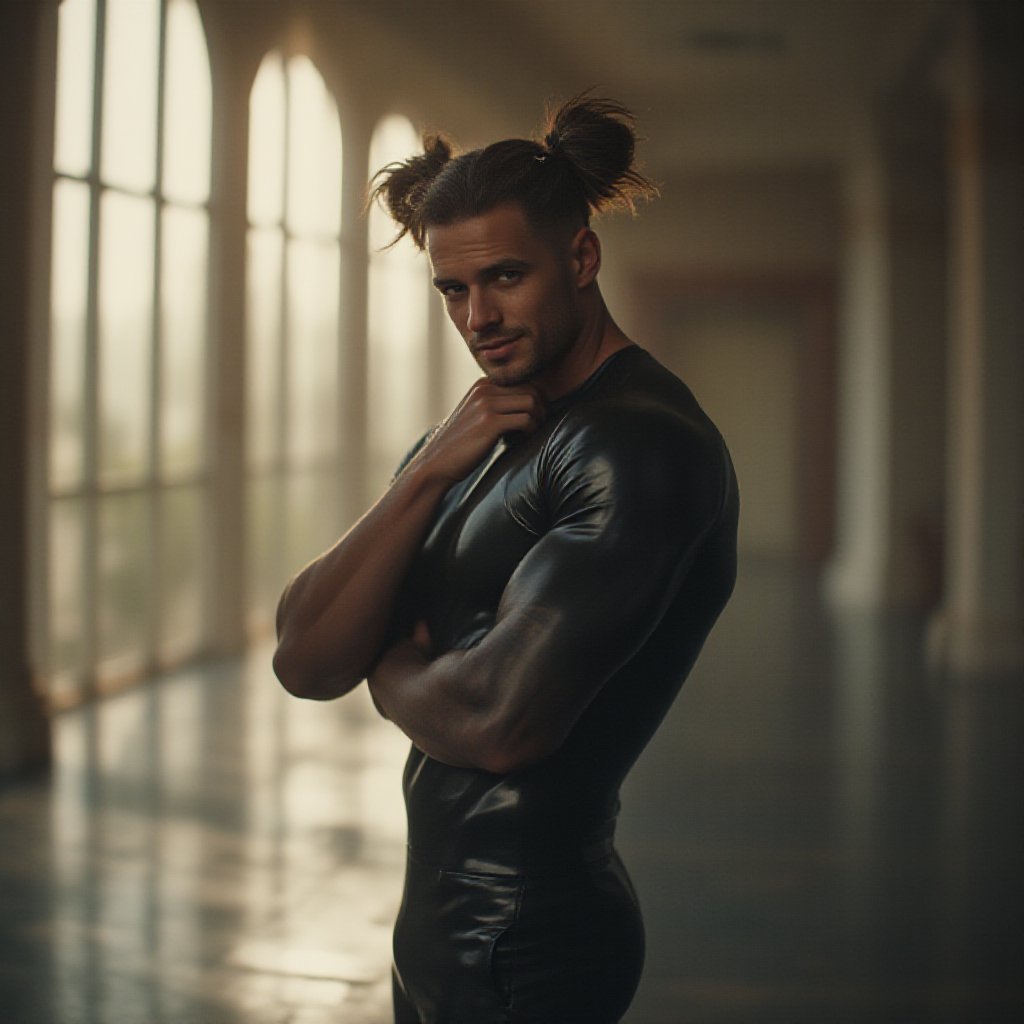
[426,203,584,389]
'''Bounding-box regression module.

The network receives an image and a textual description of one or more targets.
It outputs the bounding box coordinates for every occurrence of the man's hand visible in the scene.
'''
[272,379,541,701]
[409,619,433,655]
[412,379,545,485]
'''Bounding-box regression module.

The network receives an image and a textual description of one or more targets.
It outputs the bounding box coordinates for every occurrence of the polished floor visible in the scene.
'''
[1,561,1022,1023]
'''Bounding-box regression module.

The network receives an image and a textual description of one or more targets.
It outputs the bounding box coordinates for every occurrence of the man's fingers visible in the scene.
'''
[419,378,547,483]
[463,381,545,424]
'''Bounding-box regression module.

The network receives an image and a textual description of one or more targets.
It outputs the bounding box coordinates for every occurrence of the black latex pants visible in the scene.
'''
[391,847,645,1023]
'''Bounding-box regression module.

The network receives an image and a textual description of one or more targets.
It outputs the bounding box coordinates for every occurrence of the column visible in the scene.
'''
[0,0,58,775]
[201,17,256,656]
[930,2,1024,674]
[824,119,893,609]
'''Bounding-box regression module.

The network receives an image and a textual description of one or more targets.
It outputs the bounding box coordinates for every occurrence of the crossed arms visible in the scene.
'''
[273,380,720,774]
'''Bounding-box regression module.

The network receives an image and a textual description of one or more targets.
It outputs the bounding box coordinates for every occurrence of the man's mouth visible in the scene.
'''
[474,334,522,360]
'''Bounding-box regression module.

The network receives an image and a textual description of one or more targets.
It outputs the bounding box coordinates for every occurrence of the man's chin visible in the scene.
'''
[490,372,534,389]
[480,360,537,388]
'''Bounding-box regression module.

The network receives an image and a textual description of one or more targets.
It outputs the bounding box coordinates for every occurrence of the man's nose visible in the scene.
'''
[466,287,501,335]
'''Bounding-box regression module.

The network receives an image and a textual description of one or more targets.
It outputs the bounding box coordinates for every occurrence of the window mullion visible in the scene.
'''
[270,60,292,600]
[144,0,170,671]
[278,59,291,477]
[78,0,110,695]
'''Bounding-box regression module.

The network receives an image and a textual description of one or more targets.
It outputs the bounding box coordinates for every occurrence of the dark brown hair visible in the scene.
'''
[369,93,659,249]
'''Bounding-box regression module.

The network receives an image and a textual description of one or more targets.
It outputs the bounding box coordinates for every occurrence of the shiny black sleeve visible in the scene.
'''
[469,400,729,763]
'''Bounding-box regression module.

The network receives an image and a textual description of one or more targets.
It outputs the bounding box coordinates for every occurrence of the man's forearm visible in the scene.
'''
[368,613,564,775]
[273,462,450,698]
[368,641,488,769]
[274,379,545,701]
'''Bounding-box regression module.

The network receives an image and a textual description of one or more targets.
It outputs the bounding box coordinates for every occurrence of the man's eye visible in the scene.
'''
[497,269,522,283]
[441,284,465,298]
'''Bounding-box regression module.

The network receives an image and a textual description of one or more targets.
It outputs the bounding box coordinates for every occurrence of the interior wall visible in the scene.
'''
[882,89,949,608]
[600,166,840,564]
[660,308,801,557]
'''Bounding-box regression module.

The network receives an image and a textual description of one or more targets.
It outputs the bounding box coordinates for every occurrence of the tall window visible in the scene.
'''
[246,53,343,634]
[366,115,432,493]
[366,115,482,494]
[48,0,212,706]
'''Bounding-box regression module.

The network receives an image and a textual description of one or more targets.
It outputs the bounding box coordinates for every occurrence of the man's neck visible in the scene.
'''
[537,301,633,402]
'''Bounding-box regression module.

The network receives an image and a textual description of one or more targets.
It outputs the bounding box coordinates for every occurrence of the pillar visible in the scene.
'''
[930,1,1024,674]
[201,10,259,655]
[0,0,58,775]
[824,119,893,609]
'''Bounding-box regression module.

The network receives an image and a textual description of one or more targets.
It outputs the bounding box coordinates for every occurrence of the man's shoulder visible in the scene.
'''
[557,347,723,462]
[535,351,729,526]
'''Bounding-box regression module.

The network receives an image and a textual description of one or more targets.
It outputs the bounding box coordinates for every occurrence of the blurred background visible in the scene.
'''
[1,1,1021,1022]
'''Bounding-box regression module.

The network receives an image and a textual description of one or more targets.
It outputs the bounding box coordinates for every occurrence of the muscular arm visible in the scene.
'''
[368,409,728,772]
[272,380,544,700]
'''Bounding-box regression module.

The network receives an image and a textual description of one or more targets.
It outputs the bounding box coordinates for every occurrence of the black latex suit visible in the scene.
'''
[387,345,739,1023]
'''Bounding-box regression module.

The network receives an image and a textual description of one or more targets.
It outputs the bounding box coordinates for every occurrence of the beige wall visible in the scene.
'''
[597,167,839,563]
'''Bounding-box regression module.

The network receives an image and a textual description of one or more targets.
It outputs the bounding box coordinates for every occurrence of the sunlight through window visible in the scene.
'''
[101,0,160,192]
[163,0,212,204]
[245,52,343,635]
[53,0,96,177]
[367,115,431,494]
[48,0,212,701]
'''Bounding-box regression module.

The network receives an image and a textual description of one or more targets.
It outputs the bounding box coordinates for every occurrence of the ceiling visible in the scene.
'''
[355,0,956,174]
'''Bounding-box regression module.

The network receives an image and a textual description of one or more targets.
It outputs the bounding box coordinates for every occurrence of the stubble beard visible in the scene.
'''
[483,309,582,390]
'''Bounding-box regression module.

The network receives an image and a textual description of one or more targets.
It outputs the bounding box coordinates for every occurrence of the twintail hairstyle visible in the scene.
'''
[368,92,659,249]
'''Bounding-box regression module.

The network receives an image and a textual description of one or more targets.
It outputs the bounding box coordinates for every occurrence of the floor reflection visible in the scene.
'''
[20,652,407,1024]
[0,560,1021,1022]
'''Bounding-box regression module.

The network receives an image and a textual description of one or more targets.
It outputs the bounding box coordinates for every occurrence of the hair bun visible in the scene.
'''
[368,92,658,249]
[539,92,658,216]
[368,132,454,247]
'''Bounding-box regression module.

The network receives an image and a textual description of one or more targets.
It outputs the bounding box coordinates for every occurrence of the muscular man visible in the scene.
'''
[273,95,739,1024]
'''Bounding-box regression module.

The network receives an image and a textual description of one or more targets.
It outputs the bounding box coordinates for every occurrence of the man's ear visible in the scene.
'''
[570,227,601,288]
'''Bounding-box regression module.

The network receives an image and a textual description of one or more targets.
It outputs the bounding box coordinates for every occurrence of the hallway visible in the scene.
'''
[2,560,1021,1023]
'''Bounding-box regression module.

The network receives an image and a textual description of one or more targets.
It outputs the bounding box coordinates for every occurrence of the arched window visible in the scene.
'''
[245,53,343,634]
[48,0,212,704]
[366,114,480,493]
[366,115,432,493]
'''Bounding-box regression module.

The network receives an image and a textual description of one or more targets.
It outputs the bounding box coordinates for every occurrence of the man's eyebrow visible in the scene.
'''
[485,258,530,276]
[432,258,531,290]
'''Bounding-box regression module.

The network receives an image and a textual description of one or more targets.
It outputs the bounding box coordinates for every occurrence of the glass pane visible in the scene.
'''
[368,114,419,250]
[98,490,148,675]
[54,0,97,176]
[48,497,86,697]
[246,473,284,634]
[286,239,339,463]
[247,52,285,226]
[285,56,341,236]
[101,0,160,191]
[367,250,429,490]
[246,227,284,469]
[161,206,207,478]
[50,180,91,492]
[162,0,211,204]
[286,468,338,585]
[159,483,203,662]
[444,315,477,409]
[98,191,154,484]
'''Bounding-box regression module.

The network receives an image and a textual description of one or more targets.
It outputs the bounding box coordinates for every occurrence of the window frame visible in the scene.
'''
[45,0,214,707]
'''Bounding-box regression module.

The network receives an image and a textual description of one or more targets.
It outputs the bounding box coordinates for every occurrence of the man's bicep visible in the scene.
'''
[498,413,722,685]
[494,506,693,689]
[460,413,726,766]
[451,509,698,770]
